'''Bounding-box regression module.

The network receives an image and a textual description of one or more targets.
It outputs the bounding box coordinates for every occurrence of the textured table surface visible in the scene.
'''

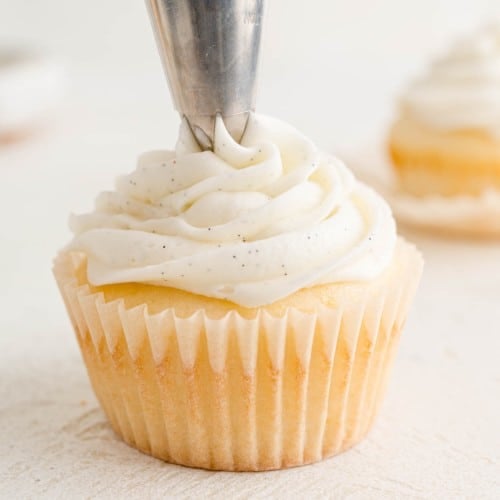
[2,1,500,497]
[2,227,500,499]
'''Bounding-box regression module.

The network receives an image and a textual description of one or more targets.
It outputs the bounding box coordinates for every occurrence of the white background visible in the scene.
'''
[1,1,500,498]
[2,0,500,148]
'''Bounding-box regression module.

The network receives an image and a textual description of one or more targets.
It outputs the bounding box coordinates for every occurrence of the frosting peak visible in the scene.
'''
[401,22,500,133]
[69,114,396,307]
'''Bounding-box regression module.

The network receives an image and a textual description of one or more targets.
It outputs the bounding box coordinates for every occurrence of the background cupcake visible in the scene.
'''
[0,48,65,142]
[389,22,500,198]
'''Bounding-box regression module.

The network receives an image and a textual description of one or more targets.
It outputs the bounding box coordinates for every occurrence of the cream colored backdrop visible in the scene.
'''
[2,0,499,148]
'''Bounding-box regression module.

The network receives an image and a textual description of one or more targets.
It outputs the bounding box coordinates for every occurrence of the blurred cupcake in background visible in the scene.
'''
[383,22,500,236]
[389,21,500,197]
[0,47,66,143]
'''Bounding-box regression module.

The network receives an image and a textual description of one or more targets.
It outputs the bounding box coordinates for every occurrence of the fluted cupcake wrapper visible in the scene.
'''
[53,249,421,471]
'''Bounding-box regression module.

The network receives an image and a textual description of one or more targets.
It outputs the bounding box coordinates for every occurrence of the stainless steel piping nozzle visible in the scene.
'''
[146,0,265,149]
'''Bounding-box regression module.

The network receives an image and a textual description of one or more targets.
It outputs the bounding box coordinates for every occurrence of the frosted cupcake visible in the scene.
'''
[389,23,500,198]
[0,48,65,142]
[54,114,422,471]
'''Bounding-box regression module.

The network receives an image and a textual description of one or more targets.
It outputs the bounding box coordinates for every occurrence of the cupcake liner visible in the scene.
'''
[343,145,500,237]
[54,245,421,471]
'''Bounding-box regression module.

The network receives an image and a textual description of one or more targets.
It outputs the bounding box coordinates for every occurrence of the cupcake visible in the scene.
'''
[389,22,500,198]
[54,114,422,471]
[0,48,65,142]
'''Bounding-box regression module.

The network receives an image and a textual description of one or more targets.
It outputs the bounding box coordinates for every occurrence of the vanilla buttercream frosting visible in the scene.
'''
[401,22,500,133]
[69,114,396,307]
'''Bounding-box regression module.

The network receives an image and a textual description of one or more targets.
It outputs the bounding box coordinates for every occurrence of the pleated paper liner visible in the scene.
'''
[53,240,422,471]
[343,145,500,238]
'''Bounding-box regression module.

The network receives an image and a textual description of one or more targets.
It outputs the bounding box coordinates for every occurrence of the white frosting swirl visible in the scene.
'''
[69,114,396,307]
[401,22,500,133]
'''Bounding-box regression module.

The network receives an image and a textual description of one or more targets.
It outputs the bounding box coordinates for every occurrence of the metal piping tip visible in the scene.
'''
[146,0,265,149]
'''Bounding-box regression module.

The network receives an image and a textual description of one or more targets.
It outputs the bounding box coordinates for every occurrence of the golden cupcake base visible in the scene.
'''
[54,240,422,471]
[388,116,500,197]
